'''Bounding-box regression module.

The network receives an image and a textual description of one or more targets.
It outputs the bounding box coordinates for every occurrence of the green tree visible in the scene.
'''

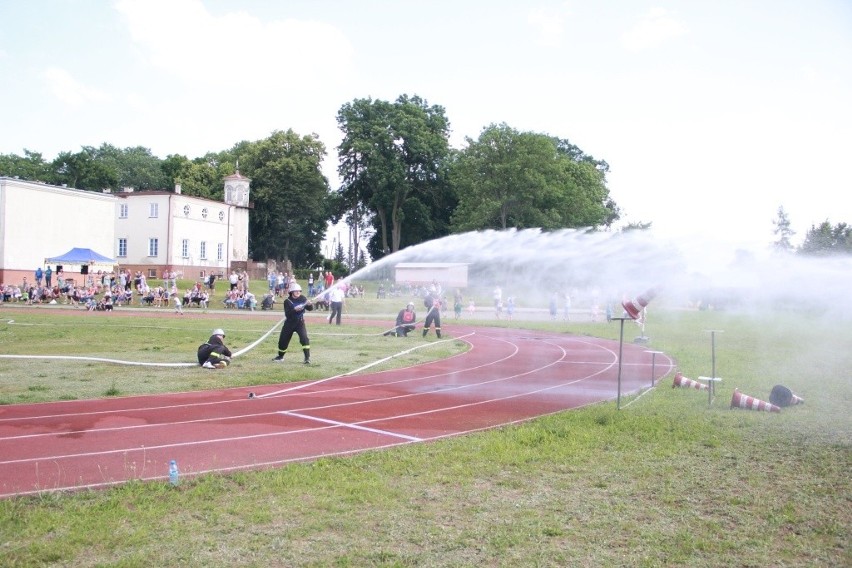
[51,147,119,190]
[799,221,852,256]
[337,94,451,257]
[113,145,169,190]
[772,206,795,252]
[0,150,53,182]
[174,153,232,200]
[239,130,332,266]
[449,124,616,232]
[161,154,190,188]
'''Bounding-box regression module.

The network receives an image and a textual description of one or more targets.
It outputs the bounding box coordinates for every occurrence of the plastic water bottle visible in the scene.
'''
[168,459,179,486]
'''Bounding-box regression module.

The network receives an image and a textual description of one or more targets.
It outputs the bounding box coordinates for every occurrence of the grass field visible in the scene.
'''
[0,296,849,567]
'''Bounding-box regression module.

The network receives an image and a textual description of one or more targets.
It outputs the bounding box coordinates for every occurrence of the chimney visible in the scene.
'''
[175,183,182,194]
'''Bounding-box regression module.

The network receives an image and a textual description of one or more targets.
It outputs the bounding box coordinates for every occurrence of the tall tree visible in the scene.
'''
[337,94,451,257]
[799,221,852,256]
[239,130,332,266]
[51,147,119,190]
[174,152,233,200]
[449,124,616,232]
[772,206,795,252]
[0,150,53,182]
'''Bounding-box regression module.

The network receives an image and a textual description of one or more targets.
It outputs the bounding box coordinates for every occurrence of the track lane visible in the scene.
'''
[0,326,674,497]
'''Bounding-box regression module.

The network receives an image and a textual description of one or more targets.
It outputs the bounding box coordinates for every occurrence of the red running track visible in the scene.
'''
[0,326,674,498]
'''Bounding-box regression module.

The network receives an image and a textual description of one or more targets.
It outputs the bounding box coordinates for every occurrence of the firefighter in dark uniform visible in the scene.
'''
[273,282,314,364]
[385,301,417,337]
[197,328,232,369]
[422,287,442,338]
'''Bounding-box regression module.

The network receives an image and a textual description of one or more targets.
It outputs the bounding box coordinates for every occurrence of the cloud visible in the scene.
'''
[113,0,353,90]
[41,67,111,106]
[527,3,571,48]
[621,7,687,51]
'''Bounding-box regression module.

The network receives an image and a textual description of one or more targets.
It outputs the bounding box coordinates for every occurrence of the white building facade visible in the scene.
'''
[0,174,251,285]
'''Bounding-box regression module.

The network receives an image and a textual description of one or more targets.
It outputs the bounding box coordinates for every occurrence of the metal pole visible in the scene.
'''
[614,317,628,410]
[647,351,663,387]
[704,329,723,406]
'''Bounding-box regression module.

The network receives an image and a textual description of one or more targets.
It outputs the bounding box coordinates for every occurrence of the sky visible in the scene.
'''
[1,0,851,249]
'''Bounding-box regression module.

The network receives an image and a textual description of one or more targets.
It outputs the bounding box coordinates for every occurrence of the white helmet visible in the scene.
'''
[290,283,302,292]
[212,328,225,337]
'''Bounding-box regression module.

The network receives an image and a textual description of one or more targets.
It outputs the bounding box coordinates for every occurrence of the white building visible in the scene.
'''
[0,173,251,286]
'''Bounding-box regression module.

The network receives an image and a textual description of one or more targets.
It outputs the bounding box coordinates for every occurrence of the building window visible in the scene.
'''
[183,204,190,216]
[149,203,159,218]
[181,239,189,258]
[119,204,128,219]
[218,210,225,221]
[148,238,159,257]
[118,238,127,257]
[200,241,207,260]
[201,207,208,219]
[217,243,224,261]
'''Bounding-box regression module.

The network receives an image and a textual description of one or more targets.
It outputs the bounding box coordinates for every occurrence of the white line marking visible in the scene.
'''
[280,410,422,442]
[258,332,477,397]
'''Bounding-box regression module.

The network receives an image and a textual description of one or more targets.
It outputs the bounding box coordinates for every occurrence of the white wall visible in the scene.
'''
[0,178,115,271]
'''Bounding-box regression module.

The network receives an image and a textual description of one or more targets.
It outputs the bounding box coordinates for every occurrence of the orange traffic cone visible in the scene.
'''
[672,371,708,391]
[622,289,657,320]
[731,389,780,413]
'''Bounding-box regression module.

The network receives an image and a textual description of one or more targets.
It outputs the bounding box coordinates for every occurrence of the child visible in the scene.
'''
[173,292,184,315]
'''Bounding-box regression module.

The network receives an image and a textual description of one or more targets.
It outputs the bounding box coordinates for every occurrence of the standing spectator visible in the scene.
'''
[563,292,572,321]
[308,273,315,296]
[327,286,345,325]
[273,283,313,364]
[45,266,53,288]
[422,287,443,338]
[549,293,558,320]
[35,267,43,287]
[228,270,239,291]
[324,270,334,291]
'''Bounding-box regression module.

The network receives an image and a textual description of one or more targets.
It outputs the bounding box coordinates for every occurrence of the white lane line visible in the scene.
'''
[258,332,477,398]
[280,410,422,442]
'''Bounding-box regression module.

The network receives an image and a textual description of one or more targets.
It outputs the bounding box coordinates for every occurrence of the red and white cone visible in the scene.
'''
[622,289,656,320]
[731,389,781,413]
[769,384,805,407]
[672,371,708,391]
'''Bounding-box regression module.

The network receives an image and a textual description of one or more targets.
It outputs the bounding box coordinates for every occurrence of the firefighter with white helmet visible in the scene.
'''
[197,328,232,369]
[273,281,314,364]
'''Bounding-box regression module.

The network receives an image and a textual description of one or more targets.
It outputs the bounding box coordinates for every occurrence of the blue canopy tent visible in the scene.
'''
[45,248,117,283]
[45,247,116,265]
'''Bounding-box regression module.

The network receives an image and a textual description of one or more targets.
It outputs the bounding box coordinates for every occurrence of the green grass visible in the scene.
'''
[0,301,849,567]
